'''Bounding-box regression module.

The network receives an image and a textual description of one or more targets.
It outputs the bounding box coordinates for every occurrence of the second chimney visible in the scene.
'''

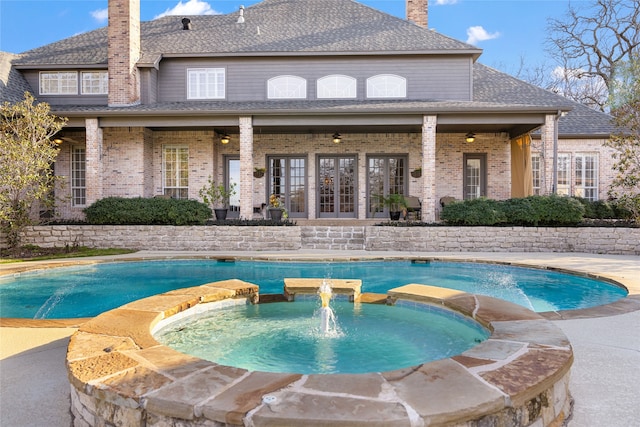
[406,0,428,28]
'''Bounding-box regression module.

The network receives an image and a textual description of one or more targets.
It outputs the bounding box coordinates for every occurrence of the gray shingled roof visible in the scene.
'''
[6,0,616,138]
[14,0,480,66]
[556,101,617,137]
[0,52,32,103]
[475,63,618,137]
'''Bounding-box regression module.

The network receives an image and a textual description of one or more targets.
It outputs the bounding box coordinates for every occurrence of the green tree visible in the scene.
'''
[606,58,640,221]
[0,92,67,249]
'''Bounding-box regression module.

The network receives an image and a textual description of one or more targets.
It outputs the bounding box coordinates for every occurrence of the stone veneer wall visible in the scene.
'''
[8,225,640,255]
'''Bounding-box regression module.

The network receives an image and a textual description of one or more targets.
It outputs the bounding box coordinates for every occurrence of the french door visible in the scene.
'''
[367,156,407,218]
[268,156,307,218]
[463,153,486,199]
[318,156,357,218]
[226,156,241,218]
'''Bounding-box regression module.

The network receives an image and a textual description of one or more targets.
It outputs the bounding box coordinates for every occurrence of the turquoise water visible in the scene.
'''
[0,260,627,319]
[154,300,490,374]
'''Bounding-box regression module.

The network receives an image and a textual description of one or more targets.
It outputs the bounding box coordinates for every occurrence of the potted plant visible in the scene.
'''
[376,193,407,220]
[253,167,266,178]
[268,193,288,221]
[411,167,422,178]
[199,177,237,220]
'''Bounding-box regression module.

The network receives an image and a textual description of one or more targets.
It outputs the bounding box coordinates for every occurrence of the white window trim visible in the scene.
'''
[268,75,307,99]
[366,74,407,98]
[575,153,599,201]
[162,145,190,199]
[317,74,357,99]
[39,71,78,95]
[71,146,86,206]
[531,153,541,195]
[187,68,226,100]
[81,71,108,95]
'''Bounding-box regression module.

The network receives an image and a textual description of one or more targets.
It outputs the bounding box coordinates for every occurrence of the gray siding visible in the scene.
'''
[140,68,158,104]
[22,70,108,106]
[158,56,472,103]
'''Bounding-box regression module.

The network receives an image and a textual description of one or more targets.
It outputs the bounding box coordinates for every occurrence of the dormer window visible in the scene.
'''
[366,74,407,98]
[187,68,225,99]
[39,71,78,95]
[268,75,307,99]
[317,75,356,99]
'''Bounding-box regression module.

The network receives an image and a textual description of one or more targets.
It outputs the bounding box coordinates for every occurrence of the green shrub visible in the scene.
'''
[84,197,212,225]
[441,195,584,226]
[440,198,506,225]
[573,197,617,219]
[501,197,537,225]
[526,195,584,225]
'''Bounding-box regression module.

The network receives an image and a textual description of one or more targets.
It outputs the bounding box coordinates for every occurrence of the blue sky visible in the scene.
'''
[0,0,573,75]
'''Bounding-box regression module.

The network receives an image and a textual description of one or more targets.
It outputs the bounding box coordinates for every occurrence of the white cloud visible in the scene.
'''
[434,0,458,5]
[91,8,108,23]
[154,0,219,19]
[465,26,500,45]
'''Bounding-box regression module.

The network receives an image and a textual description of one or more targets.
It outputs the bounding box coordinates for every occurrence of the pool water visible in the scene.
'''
[0,260,627,319]
[153,300,490,374]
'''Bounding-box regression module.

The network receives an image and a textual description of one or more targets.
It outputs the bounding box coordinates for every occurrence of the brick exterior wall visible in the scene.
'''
[108,0,140,106]
[406,0,428,28]
[50,126,613,222]
[532,136,618,201]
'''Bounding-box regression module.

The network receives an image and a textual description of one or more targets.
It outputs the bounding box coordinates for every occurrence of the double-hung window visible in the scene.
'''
[531,153,541,195]
[556,154,571,196]
[81,71,108,95]
[187,68,225,99]
[575,153,598,200]
[40,71,78,95]
[71,146,86,206]
[163,146,189,199]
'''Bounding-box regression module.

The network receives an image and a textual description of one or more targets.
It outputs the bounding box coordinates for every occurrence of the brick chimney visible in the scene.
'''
[406,0,428,28]
[108,0,141,106]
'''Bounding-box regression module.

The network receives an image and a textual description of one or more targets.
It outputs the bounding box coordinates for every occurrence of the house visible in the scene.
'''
[1,0,620,223]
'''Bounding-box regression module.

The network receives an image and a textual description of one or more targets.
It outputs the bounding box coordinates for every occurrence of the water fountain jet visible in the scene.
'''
[318,279,336,334]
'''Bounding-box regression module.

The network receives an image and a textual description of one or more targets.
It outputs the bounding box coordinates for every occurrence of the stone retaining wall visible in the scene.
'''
[5,224,640,254]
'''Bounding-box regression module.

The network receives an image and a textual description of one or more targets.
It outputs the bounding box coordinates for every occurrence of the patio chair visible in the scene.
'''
[404,196,422,220]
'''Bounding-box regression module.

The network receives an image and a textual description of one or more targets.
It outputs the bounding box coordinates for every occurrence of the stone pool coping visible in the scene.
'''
[65,278,573,426]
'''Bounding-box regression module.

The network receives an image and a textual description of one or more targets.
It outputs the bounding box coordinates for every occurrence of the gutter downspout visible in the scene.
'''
[551,110,561,194]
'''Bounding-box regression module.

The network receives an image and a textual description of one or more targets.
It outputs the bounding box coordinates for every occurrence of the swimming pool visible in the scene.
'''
[0,259,628,319]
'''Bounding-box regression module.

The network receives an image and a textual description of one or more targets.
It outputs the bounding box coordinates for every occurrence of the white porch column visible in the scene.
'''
[85,118,103,205]
[239,116,254,219]
[421,115,437,222]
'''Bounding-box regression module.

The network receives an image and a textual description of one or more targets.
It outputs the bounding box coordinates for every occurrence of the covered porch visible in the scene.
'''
[57,106,560,223]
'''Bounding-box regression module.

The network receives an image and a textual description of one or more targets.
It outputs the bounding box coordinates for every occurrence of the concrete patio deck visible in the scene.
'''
[1,251,639,426]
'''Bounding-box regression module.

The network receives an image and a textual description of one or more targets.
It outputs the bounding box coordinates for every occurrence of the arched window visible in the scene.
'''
[268,75,307,99]
[317,75,357,99]
[366,74,407,98]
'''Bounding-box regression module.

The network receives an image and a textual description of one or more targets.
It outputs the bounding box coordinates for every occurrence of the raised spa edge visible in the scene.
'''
[66,279,573,427]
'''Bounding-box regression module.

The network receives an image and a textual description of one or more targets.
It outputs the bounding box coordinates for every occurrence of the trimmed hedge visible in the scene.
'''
[84,197,212,225]
[441,195,585,226]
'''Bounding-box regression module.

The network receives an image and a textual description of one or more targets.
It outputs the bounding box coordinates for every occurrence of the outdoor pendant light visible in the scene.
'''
[332,132,342,144]
[221,133,231,144]
[465,132,476,143]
